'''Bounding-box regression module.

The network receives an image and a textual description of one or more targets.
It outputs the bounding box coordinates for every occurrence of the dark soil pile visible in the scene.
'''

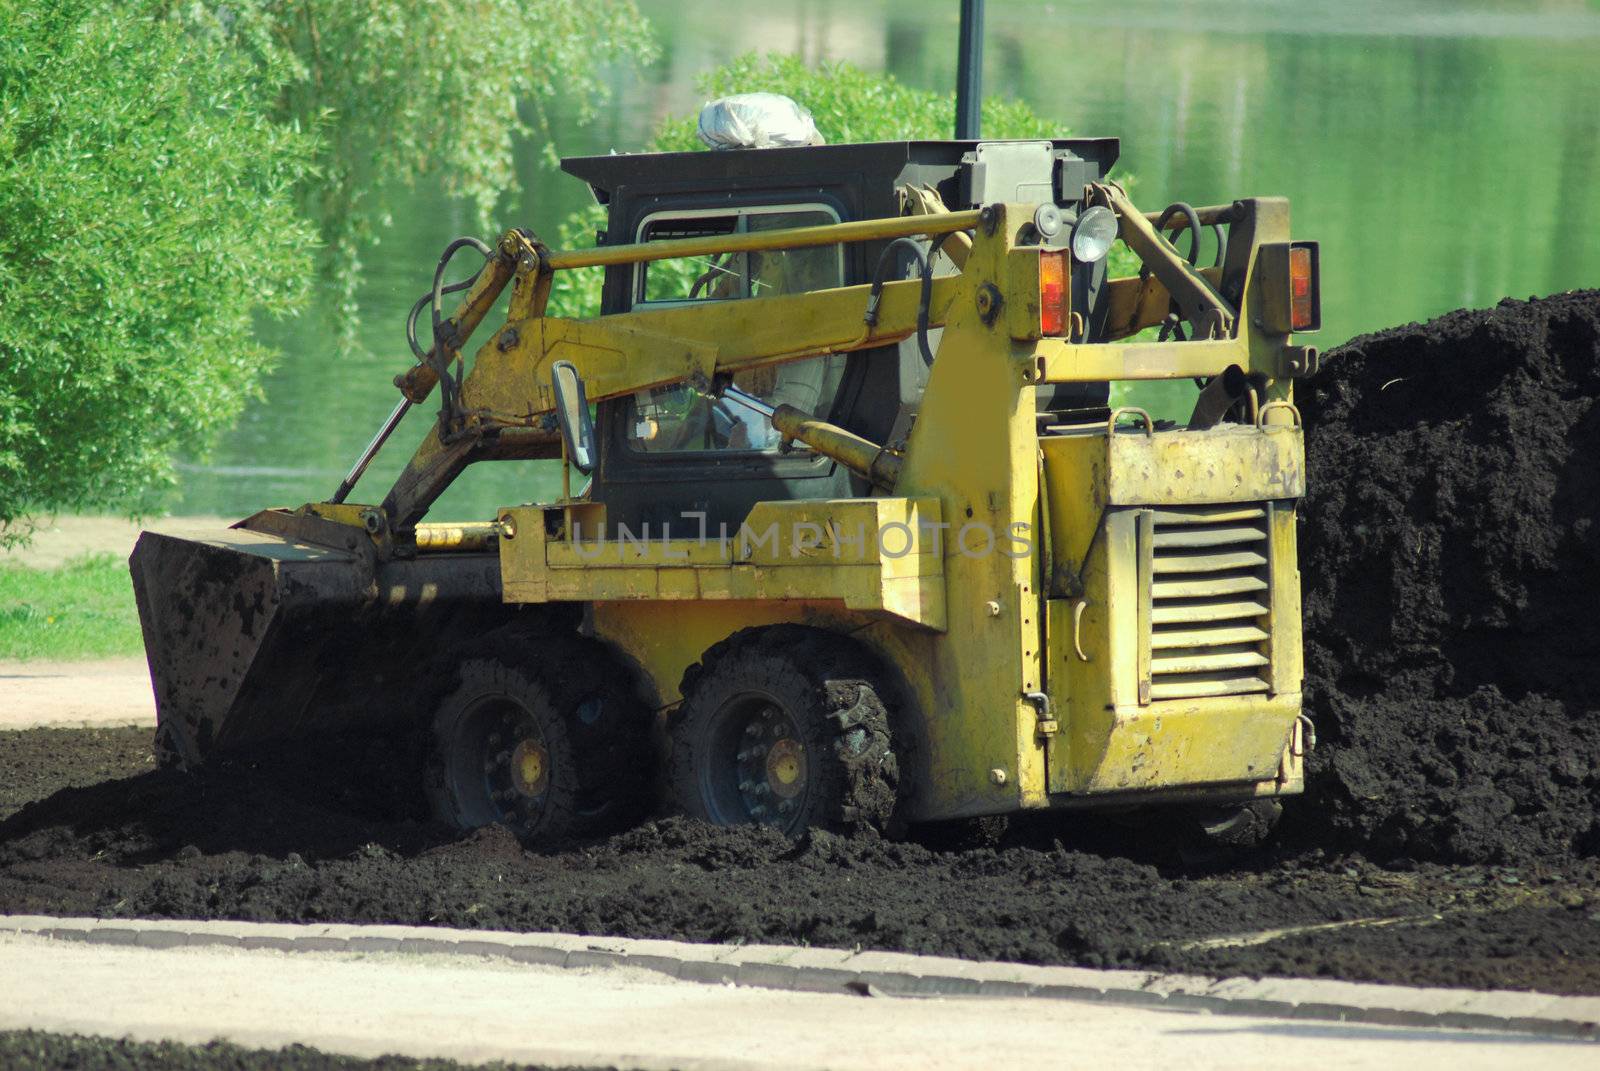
[0,1031,585,1071]
[0,727,154,822]
[5,728,1599,994]
[1298,290,1600,864]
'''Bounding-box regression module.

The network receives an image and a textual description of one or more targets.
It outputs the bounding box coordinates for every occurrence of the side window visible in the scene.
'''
[629,206,847,455]
[636,214,742,303]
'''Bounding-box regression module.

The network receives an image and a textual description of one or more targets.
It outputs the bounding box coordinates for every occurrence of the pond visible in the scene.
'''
[175,0,1600,520]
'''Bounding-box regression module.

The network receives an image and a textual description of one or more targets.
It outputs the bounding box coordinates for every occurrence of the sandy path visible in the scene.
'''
[0,658,154,729]
[1,932,1587,1070]
[0,515,214,724]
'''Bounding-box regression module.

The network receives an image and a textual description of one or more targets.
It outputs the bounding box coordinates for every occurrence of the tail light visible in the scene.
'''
[1289,243,1318,331]
[1259,241,1321,334]
[1039,249,1070,336]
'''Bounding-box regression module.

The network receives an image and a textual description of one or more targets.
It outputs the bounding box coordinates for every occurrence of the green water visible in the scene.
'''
[176,0,1600,519]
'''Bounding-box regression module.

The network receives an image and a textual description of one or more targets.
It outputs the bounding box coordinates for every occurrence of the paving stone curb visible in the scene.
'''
[2,914,1595,1041]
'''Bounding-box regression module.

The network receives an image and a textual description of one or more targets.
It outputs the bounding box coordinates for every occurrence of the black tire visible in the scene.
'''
[669,626,899,836]
[1190,799,1283,849]
[425,630,652,843]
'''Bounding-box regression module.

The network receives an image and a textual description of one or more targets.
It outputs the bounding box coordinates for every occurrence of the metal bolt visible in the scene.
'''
[495,750,511,764]
[778,800,793,813]
[744,723,762,737]
[739,780,755,792]
[976,283,1003,325]
[749,805,768,818]
[488,733,501,747]
[985,600,1002,617]
[738,748,761,761]
[989,768,1009,786]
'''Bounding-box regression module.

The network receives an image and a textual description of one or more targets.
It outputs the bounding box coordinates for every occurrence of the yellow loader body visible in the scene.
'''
[132,138,1319,834]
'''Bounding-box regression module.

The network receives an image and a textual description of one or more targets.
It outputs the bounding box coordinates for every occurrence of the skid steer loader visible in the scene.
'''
[130,137,1321,845]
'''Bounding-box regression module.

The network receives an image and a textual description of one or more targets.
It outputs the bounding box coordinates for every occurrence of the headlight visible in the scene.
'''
[1070,205,1118,264]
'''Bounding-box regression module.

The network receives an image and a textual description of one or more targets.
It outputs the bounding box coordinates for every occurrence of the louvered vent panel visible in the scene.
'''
[1145,505,1273,701]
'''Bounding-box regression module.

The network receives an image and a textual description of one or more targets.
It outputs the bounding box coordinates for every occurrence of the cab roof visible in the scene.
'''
[560,139,1120,204]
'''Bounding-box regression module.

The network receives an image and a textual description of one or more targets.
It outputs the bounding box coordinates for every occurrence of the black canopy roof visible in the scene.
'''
[560,139,1120,204]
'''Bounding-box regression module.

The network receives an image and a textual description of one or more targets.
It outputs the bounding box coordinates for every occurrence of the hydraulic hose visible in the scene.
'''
[415,237,494,429]
[864,232,957,368]
[1155,202,1203,267]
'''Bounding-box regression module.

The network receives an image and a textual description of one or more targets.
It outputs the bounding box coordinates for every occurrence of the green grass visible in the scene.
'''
[0,553,142,660]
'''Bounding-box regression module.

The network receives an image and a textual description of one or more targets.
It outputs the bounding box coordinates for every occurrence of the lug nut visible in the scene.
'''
[738,748,761,761]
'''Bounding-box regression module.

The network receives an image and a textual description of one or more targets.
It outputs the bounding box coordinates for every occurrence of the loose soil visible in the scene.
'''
[1297,290,1600,864]
[3,727,1598,994]
[4,294,1600,998]
[0,1031,579,1071]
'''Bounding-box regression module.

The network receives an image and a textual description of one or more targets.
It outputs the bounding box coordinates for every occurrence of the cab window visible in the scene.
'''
[629,205,846,455]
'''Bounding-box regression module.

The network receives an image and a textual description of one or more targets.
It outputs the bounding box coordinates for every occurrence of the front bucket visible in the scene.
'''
[129,525,523,766]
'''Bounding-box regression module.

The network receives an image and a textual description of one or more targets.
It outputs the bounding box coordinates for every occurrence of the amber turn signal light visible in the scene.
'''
[1257,241,1321,335]
[1290,244,1318,332]
[1039,249,1070,337]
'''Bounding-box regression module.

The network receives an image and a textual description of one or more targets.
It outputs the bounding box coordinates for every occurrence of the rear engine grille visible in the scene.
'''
[1141,504,1273,702]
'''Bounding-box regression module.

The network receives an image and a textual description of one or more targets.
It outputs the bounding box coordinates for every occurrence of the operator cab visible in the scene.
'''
[560,139,1120,532]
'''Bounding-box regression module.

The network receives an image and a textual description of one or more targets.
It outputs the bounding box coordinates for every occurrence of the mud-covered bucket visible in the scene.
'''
[129,521,525,766]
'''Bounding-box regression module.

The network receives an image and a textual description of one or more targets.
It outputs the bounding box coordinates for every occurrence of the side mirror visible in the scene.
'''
[550,360,596,475]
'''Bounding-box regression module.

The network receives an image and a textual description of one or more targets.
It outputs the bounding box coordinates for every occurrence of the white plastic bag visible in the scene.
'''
[696,93,824,150]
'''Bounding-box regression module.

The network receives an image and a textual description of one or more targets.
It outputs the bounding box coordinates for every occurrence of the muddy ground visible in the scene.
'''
[3,726,1597,994]
[0,1031,576,1071]
[3,294,1599,998]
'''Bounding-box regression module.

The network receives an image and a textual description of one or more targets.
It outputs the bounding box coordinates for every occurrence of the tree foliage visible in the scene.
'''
[0,0,315,536]
[655,53,1060,151]
[171,0,657,324]
[0,0,655,535]
[551,53,1131,319]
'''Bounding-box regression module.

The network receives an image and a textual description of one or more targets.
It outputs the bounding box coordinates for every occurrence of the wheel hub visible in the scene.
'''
[470,703,553,830]
[509,738,550,797]
[728,701,807,825]
[765,738,805,800]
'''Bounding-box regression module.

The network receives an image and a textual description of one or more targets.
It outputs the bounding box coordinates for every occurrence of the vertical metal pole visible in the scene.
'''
[955,0,985,140]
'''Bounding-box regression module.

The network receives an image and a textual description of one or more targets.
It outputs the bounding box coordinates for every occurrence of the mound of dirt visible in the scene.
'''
[1297,290,1600,863]
[7,728,1600,994]
[0,1031,578,1070]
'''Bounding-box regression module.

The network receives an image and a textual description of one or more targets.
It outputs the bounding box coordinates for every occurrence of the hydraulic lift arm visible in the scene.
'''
[367,211,980,533]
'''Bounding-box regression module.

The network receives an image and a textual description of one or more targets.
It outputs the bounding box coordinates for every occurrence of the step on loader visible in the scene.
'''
[131,137,1321,845]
